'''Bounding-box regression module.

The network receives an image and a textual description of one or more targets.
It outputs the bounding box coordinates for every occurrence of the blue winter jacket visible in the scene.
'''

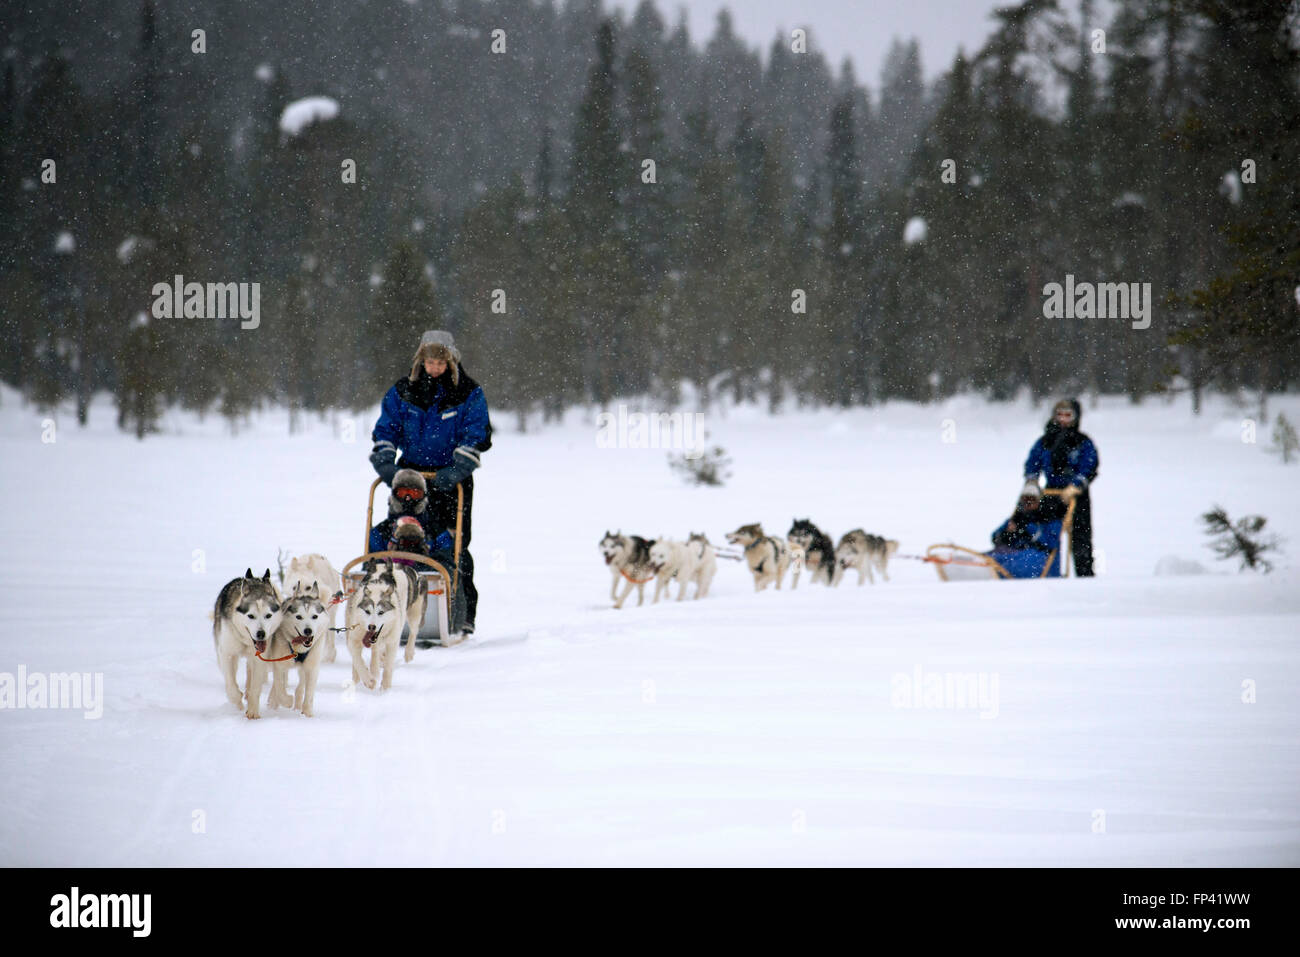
[988,497,1067,578]
[988,545,1062,578]
[368,524,453,556]
[1023,428,1099,491]
[370,368,492,479]
[991,514,1064,553]
[988,514,1065,578]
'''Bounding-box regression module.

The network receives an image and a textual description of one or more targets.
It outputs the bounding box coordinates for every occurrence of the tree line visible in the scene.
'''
[0,0,1296,435]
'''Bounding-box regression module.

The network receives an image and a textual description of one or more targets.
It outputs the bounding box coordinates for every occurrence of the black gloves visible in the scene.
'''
[430,463,471,493]
[370,442,399,486]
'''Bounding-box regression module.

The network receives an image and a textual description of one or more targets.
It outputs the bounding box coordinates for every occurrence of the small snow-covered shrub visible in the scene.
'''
[668,446,732,487]
[1201,506,1280,573]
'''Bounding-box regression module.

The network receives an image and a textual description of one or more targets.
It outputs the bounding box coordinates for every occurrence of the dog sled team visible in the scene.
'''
[599,519,899,608]
[598,398,1100,598]
[211,551,431,720]
[210,328,492,720]
[209,464,473,720]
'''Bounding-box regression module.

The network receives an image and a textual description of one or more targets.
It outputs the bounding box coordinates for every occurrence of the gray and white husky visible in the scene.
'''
[787,519,836,587]
[267,582,329,717]
[725,523,790,592]
[345,558,426,691]
[599,531,656,609]
[685,532,718,600]
[283,553,342,664]
[832,529,899,586]
[212,569,284,719]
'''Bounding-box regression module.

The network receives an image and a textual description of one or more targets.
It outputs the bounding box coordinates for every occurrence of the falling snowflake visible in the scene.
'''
[1219,170,1242,206]
[279,97,340,137]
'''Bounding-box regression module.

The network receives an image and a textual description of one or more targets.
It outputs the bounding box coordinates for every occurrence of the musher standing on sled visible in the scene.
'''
[1022,398,1099,577]
[370,330,492,634]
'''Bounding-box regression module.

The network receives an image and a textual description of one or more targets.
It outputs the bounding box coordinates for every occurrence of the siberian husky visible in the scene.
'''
[267,582,328,717]
[345,558,426,691]
[648,539,698,603]
[283,553,342,664]
[725,524,790,592]
[211,569,284,719]
[600,531,657,609]
[787,519,835,587]
[832,529,899,586]
[685,532,717,599]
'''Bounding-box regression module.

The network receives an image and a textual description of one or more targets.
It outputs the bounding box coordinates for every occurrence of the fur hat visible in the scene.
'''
[390,516,428,552]
[409,330,461,386]
[1020,480,1043,500]
[388,468,428,517]
[1052,397,1081,426]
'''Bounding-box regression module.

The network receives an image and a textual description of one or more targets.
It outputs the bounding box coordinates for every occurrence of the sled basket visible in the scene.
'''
[928,489,1077,582]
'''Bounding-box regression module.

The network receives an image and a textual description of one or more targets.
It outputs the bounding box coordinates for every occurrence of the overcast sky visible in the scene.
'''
[612,0,1040,86]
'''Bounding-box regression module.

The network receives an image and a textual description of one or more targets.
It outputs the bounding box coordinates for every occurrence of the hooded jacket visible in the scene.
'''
[370,366,492,475]
[1022,399,1099,491]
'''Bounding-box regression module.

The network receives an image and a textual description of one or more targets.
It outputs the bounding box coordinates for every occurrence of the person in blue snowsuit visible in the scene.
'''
[369,330,492,634]
[989,481,1069,578]
[1023,398,1099,576]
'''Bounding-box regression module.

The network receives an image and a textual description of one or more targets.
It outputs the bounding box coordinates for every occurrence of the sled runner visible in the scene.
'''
[926,489,1077,581]
[341,473,468,646]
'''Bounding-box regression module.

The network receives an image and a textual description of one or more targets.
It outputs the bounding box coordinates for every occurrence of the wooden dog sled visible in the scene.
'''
[340,472,468,647]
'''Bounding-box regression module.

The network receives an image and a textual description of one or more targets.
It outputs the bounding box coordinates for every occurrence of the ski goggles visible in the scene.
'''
[393,486,426,502]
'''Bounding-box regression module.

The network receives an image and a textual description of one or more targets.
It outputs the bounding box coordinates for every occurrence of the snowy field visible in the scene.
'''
[1,385,1298,866]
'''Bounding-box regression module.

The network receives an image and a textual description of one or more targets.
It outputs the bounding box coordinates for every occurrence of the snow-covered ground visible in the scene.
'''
[1,385,1297,866]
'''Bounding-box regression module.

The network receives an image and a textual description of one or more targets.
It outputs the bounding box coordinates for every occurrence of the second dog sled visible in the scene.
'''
[923,489,1078,581]
[340,472,469,647]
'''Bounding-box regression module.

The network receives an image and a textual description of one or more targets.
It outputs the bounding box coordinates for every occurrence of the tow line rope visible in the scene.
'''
[894,552,989,568]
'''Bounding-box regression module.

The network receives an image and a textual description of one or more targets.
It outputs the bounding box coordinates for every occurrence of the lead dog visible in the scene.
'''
[725,523,790,592]
[212,569,284,719]
[787,519,835,587]
[283,553,342,664]
[600,531,657,609]
[686,532,717,599]
[648,538,698,602]
[833,529,899,586]
[345,558,426,691]
[267,582,328,717]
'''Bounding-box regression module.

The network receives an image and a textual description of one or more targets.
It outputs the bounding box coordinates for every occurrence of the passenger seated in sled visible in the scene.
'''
[987,481,1068,578]
[368,469,455,566]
